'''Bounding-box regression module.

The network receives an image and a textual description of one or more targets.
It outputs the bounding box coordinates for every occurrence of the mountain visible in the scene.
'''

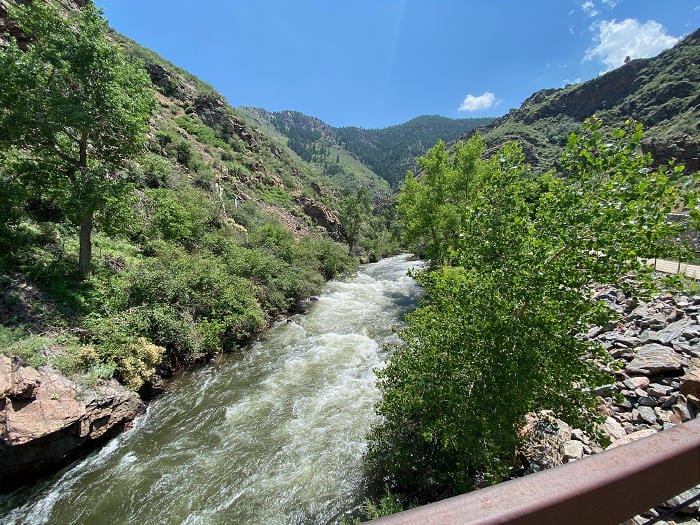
[238,107,390,198]
[463,29,699,175]
[240,109,493,187]
[335,115,494,186]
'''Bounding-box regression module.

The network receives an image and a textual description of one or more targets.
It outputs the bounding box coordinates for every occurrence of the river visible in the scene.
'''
[0,254,423,525]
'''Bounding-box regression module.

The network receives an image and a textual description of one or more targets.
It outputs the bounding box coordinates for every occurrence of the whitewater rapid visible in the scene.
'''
[0,254,423,525]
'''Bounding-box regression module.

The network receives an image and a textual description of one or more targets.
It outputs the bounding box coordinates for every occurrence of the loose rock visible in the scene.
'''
[626,344,686,375]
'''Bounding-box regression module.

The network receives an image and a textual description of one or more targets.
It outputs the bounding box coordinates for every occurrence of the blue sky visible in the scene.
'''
[96,1,699,129]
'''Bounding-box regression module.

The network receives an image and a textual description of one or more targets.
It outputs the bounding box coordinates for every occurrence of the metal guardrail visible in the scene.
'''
[367,417,700,525]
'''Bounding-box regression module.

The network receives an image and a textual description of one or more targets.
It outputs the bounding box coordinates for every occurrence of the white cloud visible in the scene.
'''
[582,1,600,17]
[584,19,680,72]
[458,92,496,112]
[562,78,582,86]
[601,0,621,8]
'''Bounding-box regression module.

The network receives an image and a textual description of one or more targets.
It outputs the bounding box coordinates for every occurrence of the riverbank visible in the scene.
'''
[0,255,423,524]
[0,229,365,491]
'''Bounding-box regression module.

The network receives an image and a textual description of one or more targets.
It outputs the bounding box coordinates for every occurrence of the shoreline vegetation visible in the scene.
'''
[0,0,397,399]
[358,120,698,521]
[1,1,699,522]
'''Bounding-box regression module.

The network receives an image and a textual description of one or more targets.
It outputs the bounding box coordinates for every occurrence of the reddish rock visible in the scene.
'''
[625,376,650,389]
[9,365,42,400]
[0,356,145,490]
[0,357,11,397]
[600,416,626,441]
[606,428,657,449]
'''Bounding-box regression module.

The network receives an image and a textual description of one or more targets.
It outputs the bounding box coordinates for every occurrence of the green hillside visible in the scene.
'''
[466,29,700,176]
[336,115,494,186]
[0,1,382,393]
[241,109,493,187]
[238,107,391,198]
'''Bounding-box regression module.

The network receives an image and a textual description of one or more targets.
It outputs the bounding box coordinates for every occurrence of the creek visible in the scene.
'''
[0,254,423,525]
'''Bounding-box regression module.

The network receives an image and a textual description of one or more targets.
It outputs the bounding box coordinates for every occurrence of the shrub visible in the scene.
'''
[0,326,48,368]
[114,337,166,390]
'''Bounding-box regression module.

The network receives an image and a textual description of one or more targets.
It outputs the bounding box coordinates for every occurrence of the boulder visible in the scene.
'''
[662,484,700,515]
[0,356,145,490]
[647,318,691,346]
[624,376,650,390]
[648,383,674,397]
[680,369,700,398]
[561,440,584,461]
[600,416,627,441]
[625,344,686,375]
[10,365,42,400]
[519,411,572,473]
[636,405,657,425]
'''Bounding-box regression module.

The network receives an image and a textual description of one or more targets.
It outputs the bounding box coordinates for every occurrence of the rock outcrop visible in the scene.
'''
[464,29,700,174]
[297,196,346,241]
[0,356,144,490]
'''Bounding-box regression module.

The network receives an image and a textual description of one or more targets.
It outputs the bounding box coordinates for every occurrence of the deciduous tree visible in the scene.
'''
[367,119,689,503]
[0,1,154,276]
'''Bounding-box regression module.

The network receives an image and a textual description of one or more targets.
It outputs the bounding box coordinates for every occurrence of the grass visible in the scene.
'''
[0,325,50,368]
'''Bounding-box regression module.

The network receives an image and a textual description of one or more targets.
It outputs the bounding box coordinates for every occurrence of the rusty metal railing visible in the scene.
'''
[367,417,700,525]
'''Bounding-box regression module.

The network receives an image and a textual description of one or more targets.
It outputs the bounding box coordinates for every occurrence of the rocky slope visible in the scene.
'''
[465,29,699,175]
[0,356,143,490]
[116,33,352,238]
[521,287,700,521]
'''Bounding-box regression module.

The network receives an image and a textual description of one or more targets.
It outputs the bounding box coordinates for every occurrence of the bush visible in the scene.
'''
[145,189,195,242]
[297,237,356,279]
[140,153,175,189]
[88,248,267,365]
[114,337,166,390]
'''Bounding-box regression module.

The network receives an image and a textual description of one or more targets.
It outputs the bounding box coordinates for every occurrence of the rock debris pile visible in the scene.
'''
[521,287,700,523]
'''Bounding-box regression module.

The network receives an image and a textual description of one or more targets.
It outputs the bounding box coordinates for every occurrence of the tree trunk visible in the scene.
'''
[79,211,93,278]
[77,131,92,278]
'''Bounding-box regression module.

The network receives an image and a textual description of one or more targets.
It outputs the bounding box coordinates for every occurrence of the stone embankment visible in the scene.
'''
[0,356,144,491]
[522,288,700,523]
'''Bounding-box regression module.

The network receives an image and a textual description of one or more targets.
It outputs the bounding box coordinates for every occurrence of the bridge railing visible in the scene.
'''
[367,417,700,525]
